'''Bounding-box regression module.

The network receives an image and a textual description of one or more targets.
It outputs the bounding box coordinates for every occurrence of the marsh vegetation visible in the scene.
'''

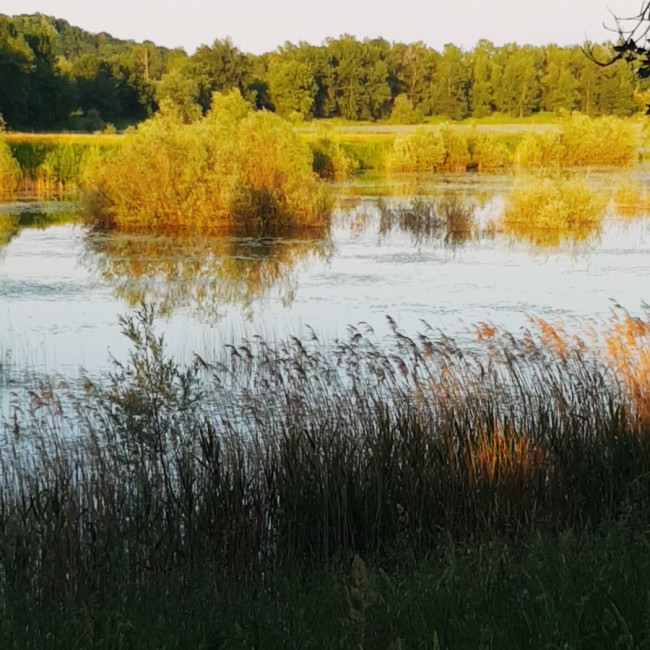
[2,92,650,646]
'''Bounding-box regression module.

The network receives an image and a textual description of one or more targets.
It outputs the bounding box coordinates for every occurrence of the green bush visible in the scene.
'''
[514,115,638,167]
[0,137,20,198]
[83,91,331,234]
[310,136,359,179]
[386,126,470,172]
[468,131,513,170]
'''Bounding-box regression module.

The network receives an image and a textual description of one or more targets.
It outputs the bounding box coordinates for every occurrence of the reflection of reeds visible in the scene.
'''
[378,195,477,245]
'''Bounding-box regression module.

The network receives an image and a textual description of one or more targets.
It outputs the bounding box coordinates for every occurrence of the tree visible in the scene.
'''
[492,44,542,117]
[428,44,469,119]
[469,40,495,117]
[266,53,315,118]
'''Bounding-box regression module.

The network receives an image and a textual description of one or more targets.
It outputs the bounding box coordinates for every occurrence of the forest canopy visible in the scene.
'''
[0,13,649,131]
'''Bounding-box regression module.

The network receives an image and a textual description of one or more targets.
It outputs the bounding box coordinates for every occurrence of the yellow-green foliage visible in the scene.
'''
[310,137,359,180]
[83,91,330,234]
[386,126,469,173]
[0,138,20,199]
[612,179,650,216]
[440,126,470,171]
[503,174,607,245]
[514,115,637,167]
[468,132,513,170]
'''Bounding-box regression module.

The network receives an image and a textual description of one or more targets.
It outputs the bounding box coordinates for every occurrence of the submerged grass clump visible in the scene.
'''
[502,173,607,246]
[378,194,476,245]
[82,91,331,235]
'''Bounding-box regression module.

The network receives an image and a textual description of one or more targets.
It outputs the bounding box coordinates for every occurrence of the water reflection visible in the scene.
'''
[83,231,333,320]
[377,195,478,247]
[0,202,77,249]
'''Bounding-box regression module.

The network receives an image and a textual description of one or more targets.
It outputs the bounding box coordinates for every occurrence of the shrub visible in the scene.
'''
[310,136,359,180]
[514,115,638,167]
[41,143,87,187]
[386,126,470,173]
[0,137,20,198]
[83,91,330,234]
[468,132,513,170]
[502,173,607,245]
[386,127,446,172]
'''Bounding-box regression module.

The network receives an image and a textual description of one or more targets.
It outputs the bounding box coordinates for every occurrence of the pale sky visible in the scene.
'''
[0,0,646,55]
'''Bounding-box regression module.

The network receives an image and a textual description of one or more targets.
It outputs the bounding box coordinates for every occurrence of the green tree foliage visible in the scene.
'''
[327,36,392,120]
[541,45,581,113]
[493,44,543,117]
[266,50,316,118]
[429,44,470,119]
[469,40,496,117]
[0,13,649,130]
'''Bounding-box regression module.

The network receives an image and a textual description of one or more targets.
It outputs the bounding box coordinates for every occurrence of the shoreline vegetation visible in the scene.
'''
[0,109,645,229]
[2,304,650,646]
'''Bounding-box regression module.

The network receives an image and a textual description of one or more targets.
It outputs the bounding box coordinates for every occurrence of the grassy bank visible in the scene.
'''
[2,304,650,646]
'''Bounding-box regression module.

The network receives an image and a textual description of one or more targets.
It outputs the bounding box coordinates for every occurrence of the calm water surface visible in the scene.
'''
[1,169,649,403]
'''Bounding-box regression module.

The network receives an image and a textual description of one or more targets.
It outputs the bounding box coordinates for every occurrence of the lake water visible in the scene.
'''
[1,168,650,407]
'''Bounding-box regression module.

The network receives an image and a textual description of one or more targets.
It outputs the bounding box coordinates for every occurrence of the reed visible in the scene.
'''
[2,303,650,645]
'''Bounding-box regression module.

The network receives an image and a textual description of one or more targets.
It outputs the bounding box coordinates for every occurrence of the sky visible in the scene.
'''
[0,0,647,55]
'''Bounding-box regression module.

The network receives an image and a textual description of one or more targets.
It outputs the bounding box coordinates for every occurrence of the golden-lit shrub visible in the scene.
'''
[468,132,513,170]
[82,91,330,234]
[386,126,469,173]
[310,137,359,180]
[440,126,470,171]
[612,179,650,216]
[502,174,607,245]
[386,127,446,172]
[0,137,20,199]
[514,115,638,167]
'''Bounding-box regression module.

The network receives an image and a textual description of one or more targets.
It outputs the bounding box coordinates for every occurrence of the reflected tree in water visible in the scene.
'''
[82,230,333,320]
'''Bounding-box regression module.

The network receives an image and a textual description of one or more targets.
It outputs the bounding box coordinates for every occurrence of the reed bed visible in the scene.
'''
[2,302,650,625]
[0,137,20,199]
[514,114,638,167]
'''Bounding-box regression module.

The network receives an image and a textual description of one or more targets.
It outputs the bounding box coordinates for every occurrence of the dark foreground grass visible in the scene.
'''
[2,304,650,647]
[4,524,650,648]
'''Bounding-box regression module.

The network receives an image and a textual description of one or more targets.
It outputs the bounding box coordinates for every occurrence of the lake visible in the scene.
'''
[1,168,650,409]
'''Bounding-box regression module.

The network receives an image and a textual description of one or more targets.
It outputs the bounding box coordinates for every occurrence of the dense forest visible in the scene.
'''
[0,12,648,131]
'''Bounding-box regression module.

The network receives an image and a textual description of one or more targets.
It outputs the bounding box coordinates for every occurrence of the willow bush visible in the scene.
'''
[82,91,331,234]
[502,173,608,246]
[386,126,473,173]
[514,114,638,167]
[0,137,20,199]
[468,131,513,170]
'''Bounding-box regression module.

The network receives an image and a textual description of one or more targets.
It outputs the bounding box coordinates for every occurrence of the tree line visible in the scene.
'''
[0,12,648,131]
